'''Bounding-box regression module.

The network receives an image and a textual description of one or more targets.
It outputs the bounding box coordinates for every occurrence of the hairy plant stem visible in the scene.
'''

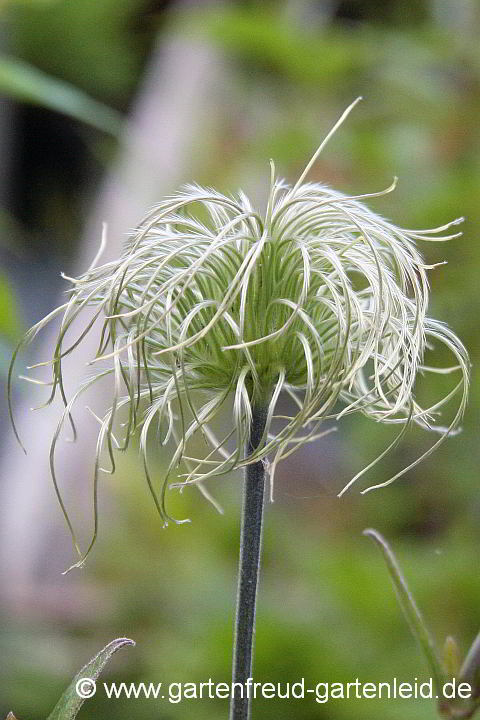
[229,404,268,720]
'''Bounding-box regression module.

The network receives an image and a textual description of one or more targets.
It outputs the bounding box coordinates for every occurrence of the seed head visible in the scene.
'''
[9,100,469,568]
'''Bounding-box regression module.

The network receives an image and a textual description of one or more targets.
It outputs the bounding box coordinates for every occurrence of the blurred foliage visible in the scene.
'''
[182,5,371,88]
[0,56,122,135]
[4,0,153,106]
[1,0,479,719]
[0,0,152,259]
[0,274,20,342]
[0,272,22,379]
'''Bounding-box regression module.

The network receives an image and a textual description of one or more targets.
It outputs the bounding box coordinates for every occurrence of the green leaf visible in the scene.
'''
[460,631,480,700]
[46,637,135,720]
[0,56,123,136]
[363,528,446,692]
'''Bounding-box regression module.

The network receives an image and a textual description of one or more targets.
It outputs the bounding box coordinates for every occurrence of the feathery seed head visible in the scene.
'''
[10,100,470,568]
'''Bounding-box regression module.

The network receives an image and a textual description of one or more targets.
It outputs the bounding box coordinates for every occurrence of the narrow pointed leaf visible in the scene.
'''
[364,528,445,691]
[0,56,123,137]
[460,631,480,700]
[47,637,135,720]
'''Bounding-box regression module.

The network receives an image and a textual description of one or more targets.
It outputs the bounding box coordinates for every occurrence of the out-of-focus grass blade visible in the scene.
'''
[363,528,446,692]
[0,56,123,136]
[47,637,135,720]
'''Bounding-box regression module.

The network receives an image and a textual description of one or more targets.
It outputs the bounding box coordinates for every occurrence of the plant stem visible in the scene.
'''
[229,405,268,720]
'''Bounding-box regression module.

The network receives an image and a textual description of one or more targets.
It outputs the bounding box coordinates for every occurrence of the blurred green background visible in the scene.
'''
[0,1,479,719]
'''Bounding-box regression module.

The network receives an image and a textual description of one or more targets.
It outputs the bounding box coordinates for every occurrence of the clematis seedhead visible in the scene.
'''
[9,100,469,567]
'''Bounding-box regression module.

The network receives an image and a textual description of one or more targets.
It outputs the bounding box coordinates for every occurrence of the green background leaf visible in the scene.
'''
[0,56,122,135]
